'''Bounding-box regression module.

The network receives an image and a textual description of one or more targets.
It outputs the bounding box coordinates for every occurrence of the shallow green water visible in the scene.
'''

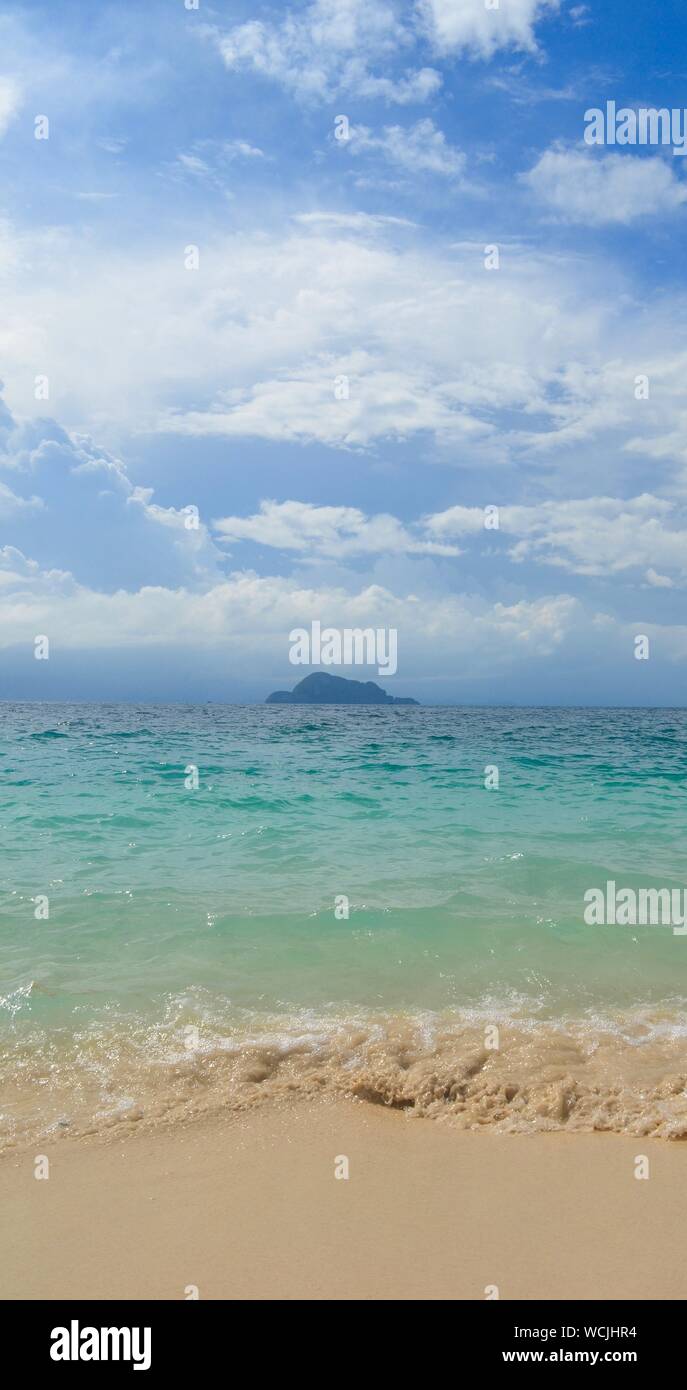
[1,704,686,1141]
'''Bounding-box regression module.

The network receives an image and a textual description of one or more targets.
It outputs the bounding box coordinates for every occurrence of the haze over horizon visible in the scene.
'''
[2,0,687,704]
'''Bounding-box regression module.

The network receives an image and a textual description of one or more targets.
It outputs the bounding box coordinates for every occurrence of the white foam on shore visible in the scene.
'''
[2,999,687,1149]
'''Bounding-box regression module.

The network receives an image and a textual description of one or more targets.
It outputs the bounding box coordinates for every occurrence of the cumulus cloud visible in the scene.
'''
[160,358,492,449]
[213,0,559,99]
[426,494,687,580]
[217,493,687,586]
[346,117,466,178]
[0,549,579,671]
[0,386,585,688]
[0,391,684,693]
[646,567,674,589]
[523,147,687,225]
[4,211,687,474]
[214,0,564,105]
[138,230,605,453]
[418,0,558,59]
[215,0,441,104]
[214,499,460,557]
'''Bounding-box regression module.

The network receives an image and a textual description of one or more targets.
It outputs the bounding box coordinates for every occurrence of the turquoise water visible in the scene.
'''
[2,703,687,1141]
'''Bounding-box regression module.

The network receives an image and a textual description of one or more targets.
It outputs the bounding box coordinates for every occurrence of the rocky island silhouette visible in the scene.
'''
[266,672,419,705]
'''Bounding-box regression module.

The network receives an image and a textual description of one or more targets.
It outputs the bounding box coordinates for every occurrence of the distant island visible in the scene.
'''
[266,672,419,705]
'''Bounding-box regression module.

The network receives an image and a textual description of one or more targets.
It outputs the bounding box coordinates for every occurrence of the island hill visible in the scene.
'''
[266,672,419,705]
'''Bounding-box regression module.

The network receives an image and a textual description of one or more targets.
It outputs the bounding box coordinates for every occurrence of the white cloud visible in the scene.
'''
[646,568,674,589]
[216,0,441,104]
[214,499,460,557]
[418,0,558,59]
[343,65,442,104]
[226,139,265,160]
[6,376,684,599]
[0,549,579,672]
[3,214,687,471]
[0,401,683,688]
[213,492,687,586]
[524,147,687,225]
[427,494,687,580]
[214,0,559,102]
[160,358,492,448]
[346,117,466,178]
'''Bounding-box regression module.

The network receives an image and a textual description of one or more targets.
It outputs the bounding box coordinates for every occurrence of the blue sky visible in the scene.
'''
[1,0,687,702]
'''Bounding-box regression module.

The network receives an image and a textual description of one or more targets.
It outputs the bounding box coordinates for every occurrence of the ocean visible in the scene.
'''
[2,702,686,1145]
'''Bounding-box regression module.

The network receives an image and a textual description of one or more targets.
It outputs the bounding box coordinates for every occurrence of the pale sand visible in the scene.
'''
[1,1099,686,1301]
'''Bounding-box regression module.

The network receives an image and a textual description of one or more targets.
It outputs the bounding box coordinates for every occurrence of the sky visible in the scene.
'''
[1,0,687,703]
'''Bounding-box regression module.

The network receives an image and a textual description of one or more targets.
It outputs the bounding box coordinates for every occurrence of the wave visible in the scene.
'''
[2,1004,687,1150]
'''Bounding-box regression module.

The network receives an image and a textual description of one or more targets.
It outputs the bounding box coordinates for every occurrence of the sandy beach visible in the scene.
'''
[1,1098,686,1301]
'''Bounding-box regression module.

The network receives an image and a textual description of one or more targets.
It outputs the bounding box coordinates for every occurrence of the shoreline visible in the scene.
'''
[4,1004,687,1151]
[1,1097,686,1300]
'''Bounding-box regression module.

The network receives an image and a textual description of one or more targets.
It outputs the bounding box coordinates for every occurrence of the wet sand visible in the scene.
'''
[1,1098,685,1301]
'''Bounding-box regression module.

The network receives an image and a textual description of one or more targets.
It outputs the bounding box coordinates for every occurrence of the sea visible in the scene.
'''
[1,702,686,1145]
